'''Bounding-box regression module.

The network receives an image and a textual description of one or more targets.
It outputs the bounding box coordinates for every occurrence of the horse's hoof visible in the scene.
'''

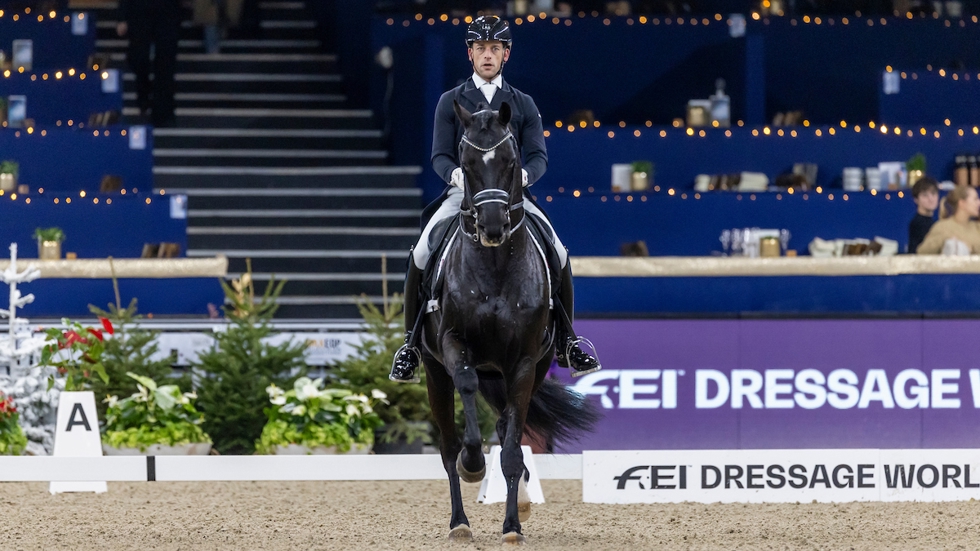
[517,476,531,522]
[501,532,526,546]
[448,524,473,542]
[457,453,486,483]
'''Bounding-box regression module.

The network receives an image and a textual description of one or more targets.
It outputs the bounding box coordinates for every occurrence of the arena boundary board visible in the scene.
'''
[0,454,582,482]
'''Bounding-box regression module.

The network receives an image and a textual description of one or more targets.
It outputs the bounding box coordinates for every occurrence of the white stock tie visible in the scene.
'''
[480,82,497,103]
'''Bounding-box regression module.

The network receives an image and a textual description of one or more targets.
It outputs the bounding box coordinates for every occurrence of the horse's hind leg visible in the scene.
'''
[424,359,472,541]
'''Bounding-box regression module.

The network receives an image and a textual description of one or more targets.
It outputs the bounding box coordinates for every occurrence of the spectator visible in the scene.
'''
[117,0,181,127]
[916,185,980,254]
[907,177,938,254]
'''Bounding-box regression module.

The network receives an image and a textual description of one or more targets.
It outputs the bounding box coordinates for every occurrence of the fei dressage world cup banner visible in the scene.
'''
[583,450,980,503]
[552,319,980,452]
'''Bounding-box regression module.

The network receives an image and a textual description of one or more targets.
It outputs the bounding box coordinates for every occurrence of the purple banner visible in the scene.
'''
[551,320,980,452]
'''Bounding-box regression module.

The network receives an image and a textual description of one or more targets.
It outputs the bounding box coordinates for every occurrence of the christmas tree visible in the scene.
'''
[193,262,307,454]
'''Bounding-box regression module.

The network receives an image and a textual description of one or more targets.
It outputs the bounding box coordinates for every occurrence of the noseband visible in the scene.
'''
[458,129,526,243]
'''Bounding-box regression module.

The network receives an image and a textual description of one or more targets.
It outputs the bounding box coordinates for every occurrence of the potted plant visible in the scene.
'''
[0,160,17,192]
[102,373,211,455]
[906,153,927,186]
[631,160,654,191]
[193,263,308,455]
[89,298,184,420]
[33,227,65,260]
[331,296,432,454]
[0,393,28,455]
[41,317,112,392]
[254,377,385,455]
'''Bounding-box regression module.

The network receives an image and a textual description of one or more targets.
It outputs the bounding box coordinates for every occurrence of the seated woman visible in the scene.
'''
[916,186,980,254]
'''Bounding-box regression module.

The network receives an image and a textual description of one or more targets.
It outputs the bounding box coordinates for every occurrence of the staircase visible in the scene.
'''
[92,1,422,319]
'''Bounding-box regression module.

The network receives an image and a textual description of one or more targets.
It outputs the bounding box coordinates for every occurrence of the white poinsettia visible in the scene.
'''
[371,389,388,402]
[291,404,307,416]
[294,377,321,402]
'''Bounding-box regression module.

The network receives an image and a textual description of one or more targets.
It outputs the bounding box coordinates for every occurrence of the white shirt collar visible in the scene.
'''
[471,72,503,90]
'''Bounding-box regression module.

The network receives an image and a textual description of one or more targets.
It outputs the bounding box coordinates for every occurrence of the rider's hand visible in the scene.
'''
[450,167,464,189]
[521,169,529,187]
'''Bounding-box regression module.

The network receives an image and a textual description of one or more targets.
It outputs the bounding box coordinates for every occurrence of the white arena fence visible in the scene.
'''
[0,454,583,483]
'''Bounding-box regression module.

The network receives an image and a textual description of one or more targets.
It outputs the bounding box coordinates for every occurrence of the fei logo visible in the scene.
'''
[571,370,682,409]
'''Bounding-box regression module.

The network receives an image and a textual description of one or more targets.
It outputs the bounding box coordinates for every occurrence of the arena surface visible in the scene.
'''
[0,479,978,549]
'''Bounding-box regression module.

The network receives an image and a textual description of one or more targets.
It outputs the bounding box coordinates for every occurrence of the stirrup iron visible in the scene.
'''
[567,336,602,378]
[389,343,422,384]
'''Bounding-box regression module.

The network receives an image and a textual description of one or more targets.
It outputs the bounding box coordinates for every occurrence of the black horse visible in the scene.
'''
[420,101,599,544]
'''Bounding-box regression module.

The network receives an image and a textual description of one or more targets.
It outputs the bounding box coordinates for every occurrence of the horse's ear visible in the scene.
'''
[498,102,512,126]
[454,100,473,127]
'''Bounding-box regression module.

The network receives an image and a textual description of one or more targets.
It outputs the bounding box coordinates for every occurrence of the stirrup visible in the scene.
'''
[389,343,422,384]
[567,336,602,378]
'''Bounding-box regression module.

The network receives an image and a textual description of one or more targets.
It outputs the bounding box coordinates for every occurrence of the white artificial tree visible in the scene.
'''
[0,243,60,455]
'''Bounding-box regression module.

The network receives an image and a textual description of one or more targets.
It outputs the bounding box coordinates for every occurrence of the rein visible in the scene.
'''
[457,129,526,243]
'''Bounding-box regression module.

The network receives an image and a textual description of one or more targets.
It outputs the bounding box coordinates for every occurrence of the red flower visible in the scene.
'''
[100,317,114,336]
[86,328,104,342]
[63,330,84,347]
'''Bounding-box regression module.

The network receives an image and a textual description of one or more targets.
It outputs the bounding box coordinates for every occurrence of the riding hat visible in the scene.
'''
[466,15,512,48]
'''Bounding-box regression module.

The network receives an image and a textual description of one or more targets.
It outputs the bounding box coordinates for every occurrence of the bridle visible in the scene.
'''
[457,128,526,243]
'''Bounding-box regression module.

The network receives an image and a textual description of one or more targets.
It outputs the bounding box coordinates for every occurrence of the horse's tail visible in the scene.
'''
[479,376,602,444]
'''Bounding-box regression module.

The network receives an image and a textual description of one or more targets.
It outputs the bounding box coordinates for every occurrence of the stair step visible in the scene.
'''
[272,297,390,319]
[123,72,342,94]
[126,92,345,109]
[97,39,323,54]
[153,166,421,189]
[189,208,420,227]
[187,227,419,250]
[130,108,375,129]
[111,53,337,74]
[262,279,399,297]
[183,192,421,210]
[152,128,382,150]
[154,151,387,168]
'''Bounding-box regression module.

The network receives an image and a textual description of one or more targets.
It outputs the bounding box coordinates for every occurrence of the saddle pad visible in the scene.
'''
[423,215,461,300]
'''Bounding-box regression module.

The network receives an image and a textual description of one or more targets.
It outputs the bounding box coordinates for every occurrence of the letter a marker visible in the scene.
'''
[50,391,107,494]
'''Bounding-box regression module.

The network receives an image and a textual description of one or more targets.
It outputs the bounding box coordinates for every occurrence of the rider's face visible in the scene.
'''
[468,41,510,81]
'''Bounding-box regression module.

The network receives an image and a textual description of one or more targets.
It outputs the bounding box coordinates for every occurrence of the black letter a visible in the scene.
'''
[66,403,91,431]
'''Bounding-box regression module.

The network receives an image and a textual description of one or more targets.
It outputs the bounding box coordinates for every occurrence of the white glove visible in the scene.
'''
[450,167,464,189]
[522,168,529,187]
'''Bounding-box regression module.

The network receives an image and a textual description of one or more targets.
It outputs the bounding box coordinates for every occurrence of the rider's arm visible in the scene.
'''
[520,97,548,186]
[431,92,459,185]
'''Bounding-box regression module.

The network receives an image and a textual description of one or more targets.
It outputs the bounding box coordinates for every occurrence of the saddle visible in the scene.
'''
[421,212,562,313]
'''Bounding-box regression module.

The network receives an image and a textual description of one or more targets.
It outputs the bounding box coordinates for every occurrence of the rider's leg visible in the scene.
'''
[523,199,600,376]
[389,260,423,383]
[390,188,464,383]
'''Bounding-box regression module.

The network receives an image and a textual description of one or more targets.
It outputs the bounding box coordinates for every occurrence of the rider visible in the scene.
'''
[389,15,600,383]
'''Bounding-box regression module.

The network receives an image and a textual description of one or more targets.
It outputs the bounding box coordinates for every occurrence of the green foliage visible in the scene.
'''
[631,160,654,175]
[907,152,927,173]
[330,296,432,444]
[0,395,27,455]
[1,160,18,177]
[88,299,182,419]
[102,373,210,451]
[193,265,307,454]
[33,227,64,243]
[254,377,385,454]
[40,318,110,391]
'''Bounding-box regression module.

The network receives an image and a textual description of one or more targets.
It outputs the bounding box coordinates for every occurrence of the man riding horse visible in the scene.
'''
[389,15,600,384]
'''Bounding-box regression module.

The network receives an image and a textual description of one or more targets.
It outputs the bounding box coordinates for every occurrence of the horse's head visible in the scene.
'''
[454,100,524,247]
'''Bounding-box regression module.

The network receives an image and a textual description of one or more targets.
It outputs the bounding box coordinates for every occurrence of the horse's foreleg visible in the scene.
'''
[453,363,486,483]
[424,362,471,540]
[500,363,535,543]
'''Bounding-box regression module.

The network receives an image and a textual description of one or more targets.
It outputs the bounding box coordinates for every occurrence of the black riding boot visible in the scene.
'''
[389,260,424,383]
[554,261,601,377]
